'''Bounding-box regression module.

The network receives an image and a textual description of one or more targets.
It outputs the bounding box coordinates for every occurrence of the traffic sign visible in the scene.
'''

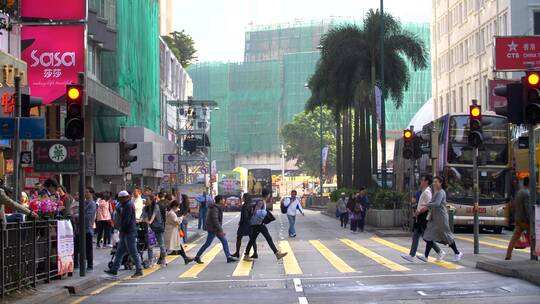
[0,117,45,139]
[163,153,178,174]
[494,36,540,71]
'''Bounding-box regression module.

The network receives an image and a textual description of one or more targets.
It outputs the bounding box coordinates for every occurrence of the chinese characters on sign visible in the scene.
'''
[21,26,85,104]
[495,36,540,71]
[1,92,14,114]
[33,140,80,173]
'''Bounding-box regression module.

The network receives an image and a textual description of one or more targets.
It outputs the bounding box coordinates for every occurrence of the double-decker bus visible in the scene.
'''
[247,168,274,210]
[394,113,511,233]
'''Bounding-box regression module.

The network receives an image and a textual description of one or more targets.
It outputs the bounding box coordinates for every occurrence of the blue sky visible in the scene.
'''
[173,0,432,62]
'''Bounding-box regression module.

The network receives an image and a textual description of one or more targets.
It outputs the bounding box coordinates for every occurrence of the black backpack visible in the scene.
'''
[280,199,288,214]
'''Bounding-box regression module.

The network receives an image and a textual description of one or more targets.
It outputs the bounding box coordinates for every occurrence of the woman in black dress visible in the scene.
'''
[231,193,258,258]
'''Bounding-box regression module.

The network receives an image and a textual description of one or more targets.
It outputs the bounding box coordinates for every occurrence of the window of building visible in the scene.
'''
[502,13,508,35]
[534,11,540,35]
[466,82,471,107]
[452,90,457,113]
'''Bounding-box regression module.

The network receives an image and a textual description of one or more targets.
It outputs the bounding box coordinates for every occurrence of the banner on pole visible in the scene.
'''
[374,86,383,144]
[57,220,74,276]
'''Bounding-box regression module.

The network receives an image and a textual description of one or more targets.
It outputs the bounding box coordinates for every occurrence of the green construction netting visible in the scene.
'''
[94,0,160,142]
[189,21,431,171]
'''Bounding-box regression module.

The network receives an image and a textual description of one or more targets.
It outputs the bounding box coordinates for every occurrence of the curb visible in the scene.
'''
[374,230,411,237]
[476,260,540,287]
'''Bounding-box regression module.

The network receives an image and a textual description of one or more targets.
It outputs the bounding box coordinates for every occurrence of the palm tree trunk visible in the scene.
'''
[335,111,343,188]
[342,107,353,188]
[353,100,361,188]
[371,53,378,176]
[358,102,368,187]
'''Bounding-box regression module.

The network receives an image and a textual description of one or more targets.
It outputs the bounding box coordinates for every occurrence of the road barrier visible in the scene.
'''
[0,220,59,297]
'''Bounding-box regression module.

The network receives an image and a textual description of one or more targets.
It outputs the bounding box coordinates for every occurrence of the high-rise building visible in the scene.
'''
[431,0,540,118]
[159,0,174,35]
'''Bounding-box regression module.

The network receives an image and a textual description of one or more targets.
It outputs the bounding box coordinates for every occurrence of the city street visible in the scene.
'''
[67,209,540,304]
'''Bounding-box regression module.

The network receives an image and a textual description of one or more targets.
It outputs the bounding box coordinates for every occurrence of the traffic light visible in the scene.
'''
[65,84,84,140]
[402,129,413,159]
[183,137,197,154]
[119,141,137,168]
[523,71,540,124]
[21,94,42,117]
[468,103,483,148]
[494,82,524,124]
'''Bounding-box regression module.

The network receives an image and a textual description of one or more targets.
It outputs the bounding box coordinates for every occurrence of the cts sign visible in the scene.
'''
[21,26,85,104]
[494,36,540,71]
[21,0,86,21]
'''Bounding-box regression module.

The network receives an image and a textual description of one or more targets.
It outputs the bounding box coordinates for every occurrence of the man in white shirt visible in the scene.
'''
[401,174,442,262]
[283,190,304,237]
[132,187,144,221]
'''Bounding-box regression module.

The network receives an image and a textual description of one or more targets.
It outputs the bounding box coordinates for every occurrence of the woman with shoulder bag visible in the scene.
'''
[164,200,194,264]
[243,189,287,262]
[422,176,463,262]
[96,192,113,248]
[231,193,258,258]
[142,195,167,266]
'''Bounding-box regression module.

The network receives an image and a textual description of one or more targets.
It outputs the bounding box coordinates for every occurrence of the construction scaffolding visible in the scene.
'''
[188,20,431,170]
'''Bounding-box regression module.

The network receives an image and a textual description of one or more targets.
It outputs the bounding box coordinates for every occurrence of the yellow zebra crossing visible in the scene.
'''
[455,236,528,253]
[340,239,410,272]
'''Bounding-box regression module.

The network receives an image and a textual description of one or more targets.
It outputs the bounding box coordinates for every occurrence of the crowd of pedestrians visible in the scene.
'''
[335,188,370,233]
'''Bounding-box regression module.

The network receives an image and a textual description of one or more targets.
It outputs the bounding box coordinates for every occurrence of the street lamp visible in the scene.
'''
[305,82,324,197]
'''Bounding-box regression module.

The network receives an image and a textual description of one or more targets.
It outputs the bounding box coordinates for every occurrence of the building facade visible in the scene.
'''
[431,0,540,118]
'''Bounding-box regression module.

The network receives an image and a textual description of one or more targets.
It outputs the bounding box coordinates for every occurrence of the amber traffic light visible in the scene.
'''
[65,84,84,140]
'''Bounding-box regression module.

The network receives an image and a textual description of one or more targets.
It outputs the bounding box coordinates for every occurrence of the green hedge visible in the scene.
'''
[331,188,407,210]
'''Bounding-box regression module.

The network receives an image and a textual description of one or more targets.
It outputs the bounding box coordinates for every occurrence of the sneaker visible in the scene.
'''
[106,244,113,248]
[96,244,102,249]
[453,252,463,262]
[227,257,239,263]
[87,267,94,273]
[194,257,204,264]
[243,255,254,262]
[400,254,415,263]
[416,255,428,263]
[275,251,288,260]
[436,251,446,262]
[104,269,118,276]
[250,253,258,259]
[131,271,143,278]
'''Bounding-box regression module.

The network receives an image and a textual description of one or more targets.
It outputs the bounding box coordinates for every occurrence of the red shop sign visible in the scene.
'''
[21,25,85,105]
[21,0,86,21]
[494,36,540,71]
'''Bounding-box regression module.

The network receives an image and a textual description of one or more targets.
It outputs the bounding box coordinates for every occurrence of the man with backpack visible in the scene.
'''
[282,190,304,237]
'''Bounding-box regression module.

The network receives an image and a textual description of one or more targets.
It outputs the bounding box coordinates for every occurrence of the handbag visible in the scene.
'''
[178,229,185,238]
[262,210,276,224]
[515,232,530,249]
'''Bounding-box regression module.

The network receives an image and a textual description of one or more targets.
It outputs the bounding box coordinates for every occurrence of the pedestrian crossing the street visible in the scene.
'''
[166,235,485,279]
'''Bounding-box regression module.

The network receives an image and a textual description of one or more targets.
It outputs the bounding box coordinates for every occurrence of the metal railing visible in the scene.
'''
[0,220,58,297]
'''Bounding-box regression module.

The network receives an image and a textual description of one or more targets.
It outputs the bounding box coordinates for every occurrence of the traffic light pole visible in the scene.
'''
[13,76,21,202]
[78,73,86,276]
[528,124,538,261]
[473,147,479,254]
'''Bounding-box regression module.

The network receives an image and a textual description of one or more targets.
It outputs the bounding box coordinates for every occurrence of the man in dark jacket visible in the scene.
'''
[73,187,97,271]
[105,191,143,277]
[193,195,238,264]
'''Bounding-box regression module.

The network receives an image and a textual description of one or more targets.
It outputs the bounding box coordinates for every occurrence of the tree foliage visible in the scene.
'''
[281,107,336,178]
[162,30,197,68]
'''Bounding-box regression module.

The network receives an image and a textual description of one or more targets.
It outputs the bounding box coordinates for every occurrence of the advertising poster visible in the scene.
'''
[21,0,86,21]
[57,220,74,276]
[21,25,85,105]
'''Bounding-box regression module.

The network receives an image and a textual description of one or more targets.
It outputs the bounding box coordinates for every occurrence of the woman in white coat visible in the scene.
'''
[164,200,193,264]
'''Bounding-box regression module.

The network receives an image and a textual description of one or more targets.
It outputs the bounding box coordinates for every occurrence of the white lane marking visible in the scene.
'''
[118,271,483,286]
[417,291,427,296]
[298,297,308,304]
[293,278,303,292]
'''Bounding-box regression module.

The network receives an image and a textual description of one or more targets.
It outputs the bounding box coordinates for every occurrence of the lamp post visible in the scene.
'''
[380,0,387,188]
[319,103,324,196]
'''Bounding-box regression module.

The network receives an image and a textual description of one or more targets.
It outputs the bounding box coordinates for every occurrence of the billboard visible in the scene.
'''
[21,0,86,21]
[494,36,540,71]
[21,25,85,105]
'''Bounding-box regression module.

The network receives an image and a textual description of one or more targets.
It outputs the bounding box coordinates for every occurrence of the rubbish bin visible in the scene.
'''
[448,208,455,232]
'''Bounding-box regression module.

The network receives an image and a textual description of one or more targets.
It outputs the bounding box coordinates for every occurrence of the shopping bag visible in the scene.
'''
[178,229,185,238]
[147,229,157,247]
[514,232,530,249]
[112,230,120,244]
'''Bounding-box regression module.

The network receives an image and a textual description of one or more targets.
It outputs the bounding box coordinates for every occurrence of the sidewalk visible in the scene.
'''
[1,219,202,304]
[476,259,540,287]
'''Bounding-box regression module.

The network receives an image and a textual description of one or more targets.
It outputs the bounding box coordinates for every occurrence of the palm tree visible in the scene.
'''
[363,9,428,175]
[306,10,428,189]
